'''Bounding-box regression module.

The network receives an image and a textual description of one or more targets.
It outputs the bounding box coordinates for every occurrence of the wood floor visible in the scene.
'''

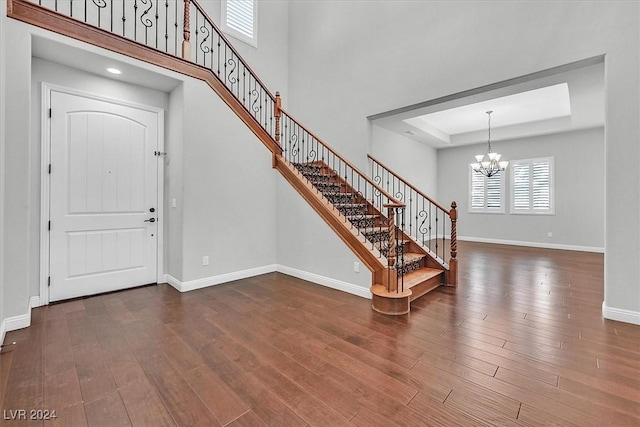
[1,242,639,426]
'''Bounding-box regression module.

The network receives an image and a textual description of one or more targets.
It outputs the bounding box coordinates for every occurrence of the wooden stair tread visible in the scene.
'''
[370,284,412,298]
[401,267,444,289]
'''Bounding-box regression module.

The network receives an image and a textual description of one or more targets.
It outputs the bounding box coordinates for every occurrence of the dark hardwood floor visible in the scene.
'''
[1,241,639,426]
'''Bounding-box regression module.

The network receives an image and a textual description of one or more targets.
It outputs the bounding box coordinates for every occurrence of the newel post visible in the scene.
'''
[449,201,458,286]
[387,208,397,293]
[181,0,191,60]
[274,92,282,145]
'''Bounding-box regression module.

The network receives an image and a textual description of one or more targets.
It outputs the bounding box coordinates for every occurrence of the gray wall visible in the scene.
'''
[166,84,185,280]
[371,124,438,199]
[0,0,5,330]
[286,1,639,317]
[179,77,277,282]
[2,18,34,319]
[198,0,289,101]
[437,127,605,249]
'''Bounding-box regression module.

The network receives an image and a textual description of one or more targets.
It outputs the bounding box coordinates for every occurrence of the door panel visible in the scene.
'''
[49,91,160,302]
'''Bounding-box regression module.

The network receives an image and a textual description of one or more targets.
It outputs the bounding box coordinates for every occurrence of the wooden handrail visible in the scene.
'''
[282,108,405,208]
[368,153,449,214]
[190,0,276,102]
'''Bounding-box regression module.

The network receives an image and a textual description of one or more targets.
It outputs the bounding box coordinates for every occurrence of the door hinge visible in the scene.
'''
[48,221,51,231]
[48,108,52,118]
[48,277,51,287]
[48,164,51,174]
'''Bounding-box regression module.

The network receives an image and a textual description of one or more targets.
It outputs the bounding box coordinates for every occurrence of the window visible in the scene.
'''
[469,166,505,213]
[222,0,258,47]
[510,157,554,214]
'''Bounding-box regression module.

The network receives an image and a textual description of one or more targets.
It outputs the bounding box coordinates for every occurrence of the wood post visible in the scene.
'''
[181,0,191,60]
[386,207,398,293]
[449,201,458,286]
[274,91,282,145]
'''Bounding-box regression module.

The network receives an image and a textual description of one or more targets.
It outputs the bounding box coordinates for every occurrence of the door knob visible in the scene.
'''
[144,218,156,223]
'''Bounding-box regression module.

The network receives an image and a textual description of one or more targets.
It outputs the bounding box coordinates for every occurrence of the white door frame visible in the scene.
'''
[40,83,165,305]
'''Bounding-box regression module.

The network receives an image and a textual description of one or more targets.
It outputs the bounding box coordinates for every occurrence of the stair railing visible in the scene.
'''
[278,105,407,293]
[16,0,409,293]
[368,154,458,286]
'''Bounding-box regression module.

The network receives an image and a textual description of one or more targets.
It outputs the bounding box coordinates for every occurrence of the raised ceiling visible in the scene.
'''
[371,59,604,149]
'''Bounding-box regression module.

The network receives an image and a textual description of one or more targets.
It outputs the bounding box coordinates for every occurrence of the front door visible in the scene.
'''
[49,90,160,302]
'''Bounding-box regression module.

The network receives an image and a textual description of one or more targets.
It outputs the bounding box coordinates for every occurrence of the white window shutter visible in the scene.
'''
[227,0,254,38]
[469,167,505,213]
[222,0,257,47]
[510,158,554,214]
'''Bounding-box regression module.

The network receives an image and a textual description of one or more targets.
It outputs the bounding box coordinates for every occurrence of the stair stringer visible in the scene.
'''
[275,156,388,287]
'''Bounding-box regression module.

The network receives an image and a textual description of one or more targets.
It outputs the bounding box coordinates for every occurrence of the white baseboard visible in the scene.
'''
[166,264,277,292]
[0,319,6,347]
[276,264,371,300]
[163,264,371,300]
[458,235,604,253]
[30,295,42,308]
[2,310,31,342]
[0,295,40,344]
[602,302,640,325]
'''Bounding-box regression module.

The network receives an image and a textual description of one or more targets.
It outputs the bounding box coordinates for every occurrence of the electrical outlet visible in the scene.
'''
[203,256,209,266]
[353,262,360,273]
[171,198,177,208]
[547,232,553,238]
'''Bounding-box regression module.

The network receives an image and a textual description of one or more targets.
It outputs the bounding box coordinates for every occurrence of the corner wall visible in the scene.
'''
[371,124,438,199]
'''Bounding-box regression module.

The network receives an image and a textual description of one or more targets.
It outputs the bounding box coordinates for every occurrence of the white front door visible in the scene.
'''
[49,90,160,302]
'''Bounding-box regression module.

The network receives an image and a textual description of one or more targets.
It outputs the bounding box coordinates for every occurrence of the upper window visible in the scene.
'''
[469,166,505,213]
[510,157,554,214]
[222,0,258,47]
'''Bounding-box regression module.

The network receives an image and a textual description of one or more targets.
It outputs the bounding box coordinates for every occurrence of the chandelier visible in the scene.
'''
[471,110,508,177]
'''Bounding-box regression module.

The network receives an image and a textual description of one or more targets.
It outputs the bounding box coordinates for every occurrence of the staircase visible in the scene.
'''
[292,161,449,314]
[7,0,457,315]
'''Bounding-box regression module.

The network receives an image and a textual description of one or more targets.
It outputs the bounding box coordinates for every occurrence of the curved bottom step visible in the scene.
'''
[370,285,412,315]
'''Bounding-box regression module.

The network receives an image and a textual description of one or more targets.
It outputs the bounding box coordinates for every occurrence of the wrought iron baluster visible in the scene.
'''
[122,0,126,37]
[194,11,199,62]
[154,0,159,48]
[164,0,169,52]
[92,1,107,29]
[140,0,153,45]
[134,0,138,41]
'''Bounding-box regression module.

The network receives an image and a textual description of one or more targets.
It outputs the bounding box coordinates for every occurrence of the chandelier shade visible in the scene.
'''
[471,110,508,177]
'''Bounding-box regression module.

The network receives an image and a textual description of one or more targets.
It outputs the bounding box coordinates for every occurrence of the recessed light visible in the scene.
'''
[107,67,122,75]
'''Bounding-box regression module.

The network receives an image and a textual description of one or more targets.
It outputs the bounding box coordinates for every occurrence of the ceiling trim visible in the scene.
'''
[367,55,604,122]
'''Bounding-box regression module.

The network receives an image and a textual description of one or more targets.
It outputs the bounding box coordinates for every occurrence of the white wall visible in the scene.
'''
[437,128,605,250]
[287,1,639,321]
[371,124,438,199]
